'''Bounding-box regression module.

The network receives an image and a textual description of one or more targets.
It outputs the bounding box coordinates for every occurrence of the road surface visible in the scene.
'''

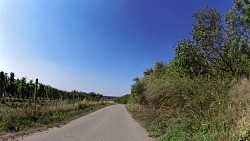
[16,104,153,141]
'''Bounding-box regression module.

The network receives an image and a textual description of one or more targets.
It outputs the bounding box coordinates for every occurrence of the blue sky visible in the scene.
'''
[0,0,234,96]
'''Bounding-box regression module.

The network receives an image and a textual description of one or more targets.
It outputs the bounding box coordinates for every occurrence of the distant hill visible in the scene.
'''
[104,94,131,100]
[103,96,119,100]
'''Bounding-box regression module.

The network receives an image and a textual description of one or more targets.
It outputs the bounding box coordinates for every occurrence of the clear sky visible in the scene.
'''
[0,0,234,96]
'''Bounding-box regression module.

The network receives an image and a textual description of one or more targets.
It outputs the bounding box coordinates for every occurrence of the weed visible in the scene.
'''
[0,101,111,136]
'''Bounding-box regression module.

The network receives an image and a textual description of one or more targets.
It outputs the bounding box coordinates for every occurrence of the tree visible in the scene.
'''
[225,8,250,76]
[175,7,250,78]
[175,38,209,77]
[193,7,229,75]
[131,77,146,105]
[143,68,154,76]
[153,61,166,78]
[234,0,250,32]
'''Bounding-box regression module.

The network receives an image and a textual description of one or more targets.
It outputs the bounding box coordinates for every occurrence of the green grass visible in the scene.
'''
[0,101,112,138]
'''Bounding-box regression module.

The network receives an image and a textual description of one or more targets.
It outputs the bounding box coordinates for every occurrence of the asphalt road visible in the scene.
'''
[16,104,153,141]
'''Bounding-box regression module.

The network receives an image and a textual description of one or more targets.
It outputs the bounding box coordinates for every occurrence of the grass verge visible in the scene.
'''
[0,101,112,140]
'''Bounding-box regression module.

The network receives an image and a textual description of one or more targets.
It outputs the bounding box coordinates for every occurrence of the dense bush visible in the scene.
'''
[129,1,250,140]
[115,94,130,104]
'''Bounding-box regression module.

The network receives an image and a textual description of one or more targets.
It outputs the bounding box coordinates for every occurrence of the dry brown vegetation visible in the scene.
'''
[0,100,111,139]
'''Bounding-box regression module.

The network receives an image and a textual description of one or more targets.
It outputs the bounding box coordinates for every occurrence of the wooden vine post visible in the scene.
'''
[73,90,75,107]
[0,72,4,103]
[34,78,38,111]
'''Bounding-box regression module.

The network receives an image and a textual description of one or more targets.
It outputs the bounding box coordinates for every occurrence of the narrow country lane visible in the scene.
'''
[16,105,153,141]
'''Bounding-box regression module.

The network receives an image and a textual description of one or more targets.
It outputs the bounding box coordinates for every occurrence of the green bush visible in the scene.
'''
[128,2,250,140]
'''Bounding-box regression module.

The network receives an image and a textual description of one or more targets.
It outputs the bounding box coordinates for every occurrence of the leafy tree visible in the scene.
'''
[115,94,130,104]
[131,77,146,105]
[234,0,250,31]
[192,7,228,75]
[87,92,103,101]
[175,38,209,77]
[143,68,154,76]
[225,8,250,76]
[153,61,166,78]
[175,7,250,78]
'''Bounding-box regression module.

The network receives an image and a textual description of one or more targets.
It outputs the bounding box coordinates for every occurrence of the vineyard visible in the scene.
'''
[0,71,104,108]
[0,70,110,135]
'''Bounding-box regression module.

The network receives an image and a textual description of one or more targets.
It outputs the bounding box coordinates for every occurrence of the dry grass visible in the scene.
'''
[128,78,250,140]
[127,104,173,127]
[227,79,250,140]
[0,100,111,138]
